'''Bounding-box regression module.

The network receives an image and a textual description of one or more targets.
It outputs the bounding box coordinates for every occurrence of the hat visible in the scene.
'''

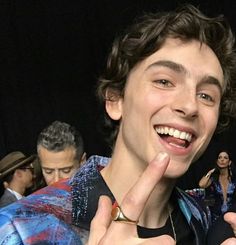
[0,151,36,180]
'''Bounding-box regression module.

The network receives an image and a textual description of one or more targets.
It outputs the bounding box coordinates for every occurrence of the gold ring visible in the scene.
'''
[111,206,138,224]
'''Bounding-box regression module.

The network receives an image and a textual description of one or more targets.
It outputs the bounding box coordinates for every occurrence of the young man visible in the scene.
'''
[0,152,36,208]
[0,5,236,245]
[37,120,86,185]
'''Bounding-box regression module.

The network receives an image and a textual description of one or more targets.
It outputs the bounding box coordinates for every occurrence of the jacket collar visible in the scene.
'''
[71,155,113,229]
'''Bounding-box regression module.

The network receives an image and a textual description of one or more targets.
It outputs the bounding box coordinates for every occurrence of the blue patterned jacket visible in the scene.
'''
[0,155,210,244]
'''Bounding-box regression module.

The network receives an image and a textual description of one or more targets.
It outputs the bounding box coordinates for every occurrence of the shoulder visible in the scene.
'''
[0,189,17,208]
[175,188,211,230]
[0,179,83,244]
[0,178,71,215]
[0,189,14,198]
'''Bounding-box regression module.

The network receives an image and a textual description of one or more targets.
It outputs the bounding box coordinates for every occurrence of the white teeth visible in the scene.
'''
[161,127,164,134]
[173,130,180,138]
[155,126,192,142]
[179,131,186,139]
[169,128,174,136]
[164,127,169,134]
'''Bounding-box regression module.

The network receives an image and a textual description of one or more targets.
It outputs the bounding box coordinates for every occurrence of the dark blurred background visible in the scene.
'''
[1,0,236,189]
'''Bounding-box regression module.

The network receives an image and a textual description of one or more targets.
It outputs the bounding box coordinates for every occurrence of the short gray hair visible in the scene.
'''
[37,121,84,161]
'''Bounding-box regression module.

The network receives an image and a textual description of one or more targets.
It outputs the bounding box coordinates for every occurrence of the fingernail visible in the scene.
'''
[156,152,169,162]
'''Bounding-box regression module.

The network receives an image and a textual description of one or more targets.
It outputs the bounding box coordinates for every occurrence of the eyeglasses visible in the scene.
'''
[20,167,34,174]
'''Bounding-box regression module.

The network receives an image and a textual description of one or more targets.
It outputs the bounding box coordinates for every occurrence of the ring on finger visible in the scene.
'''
[111,206,138,225]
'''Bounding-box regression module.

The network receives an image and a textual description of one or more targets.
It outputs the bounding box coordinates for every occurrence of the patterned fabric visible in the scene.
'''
[207,177,236,222]
[0,179,83,245]
[0,155,210,244]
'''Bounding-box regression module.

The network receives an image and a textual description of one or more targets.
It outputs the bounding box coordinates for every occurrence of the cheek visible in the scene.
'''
[123,91,153,119]
[204,109,219,133]
[43,173,53,182]
[61,173,72,178]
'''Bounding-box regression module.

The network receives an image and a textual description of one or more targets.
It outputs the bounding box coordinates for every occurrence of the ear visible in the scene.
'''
[80,152,87,166]
[15,169,23,178]
[105,89,123,120]
[3,181,8,188]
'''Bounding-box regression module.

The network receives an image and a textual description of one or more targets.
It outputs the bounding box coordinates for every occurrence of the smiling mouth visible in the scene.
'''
[155,126,194,148]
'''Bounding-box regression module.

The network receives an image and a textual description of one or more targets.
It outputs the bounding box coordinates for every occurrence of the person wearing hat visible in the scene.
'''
[0,151,36,208]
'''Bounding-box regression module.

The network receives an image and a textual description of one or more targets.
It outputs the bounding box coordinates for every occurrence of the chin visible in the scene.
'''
[165,172,186,179]
[165,163,190,179]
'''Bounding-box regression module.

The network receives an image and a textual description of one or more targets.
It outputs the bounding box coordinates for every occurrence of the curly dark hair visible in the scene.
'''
[97,4,236,148]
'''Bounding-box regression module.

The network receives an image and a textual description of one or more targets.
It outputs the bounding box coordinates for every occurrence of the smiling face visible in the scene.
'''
[106,38,224,178]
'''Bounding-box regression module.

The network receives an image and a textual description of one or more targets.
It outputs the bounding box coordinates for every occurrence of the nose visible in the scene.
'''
[53,171,60,183]
[172,88,198,119]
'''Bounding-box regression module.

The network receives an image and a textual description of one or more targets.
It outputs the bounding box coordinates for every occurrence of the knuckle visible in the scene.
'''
[123,193,145,209]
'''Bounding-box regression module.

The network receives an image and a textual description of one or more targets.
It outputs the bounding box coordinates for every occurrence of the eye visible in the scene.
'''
[44,169,53,174]
[154,79,173,88]
[62,168,72,174]
[197,93,214,102]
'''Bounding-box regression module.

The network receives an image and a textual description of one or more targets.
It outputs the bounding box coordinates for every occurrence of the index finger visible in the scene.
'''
[118,152,170,223]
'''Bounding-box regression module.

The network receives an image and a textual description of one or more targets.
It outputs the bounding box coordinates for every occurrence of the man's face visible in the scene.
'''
[107,38,224,178]
[38,146,79,185]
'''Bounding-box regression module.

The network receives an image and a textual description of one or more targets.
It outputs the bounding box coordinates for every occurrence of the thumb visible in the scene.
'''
[87,196,113,245]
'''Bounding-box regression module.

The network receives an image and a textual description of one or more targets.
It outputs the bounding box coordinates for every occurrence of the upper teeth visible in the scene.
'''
[155,126,192,142]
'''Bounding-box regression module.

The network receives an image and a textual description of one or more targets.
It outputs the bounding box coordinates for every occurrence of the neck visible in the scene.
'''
[8,182,25,195]
[219,167,229,176]
[101,147,175,228]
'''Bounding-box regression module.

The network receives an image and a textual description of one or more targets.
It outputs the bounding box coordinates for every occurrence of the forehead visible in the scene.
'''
[38,146,77,168]
[131,38,224,88]
[219,152,229,157]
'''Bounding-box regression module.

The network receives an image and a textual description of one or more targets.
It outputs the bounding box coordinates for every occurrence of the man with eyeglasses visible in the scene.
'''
[0,151,36,208]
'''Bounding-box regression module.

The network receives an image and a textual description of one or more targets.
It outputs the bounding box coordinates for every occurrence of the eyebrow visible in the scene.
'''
[145,60,187,74]
[145,60,223,94]
[42,165,74,171]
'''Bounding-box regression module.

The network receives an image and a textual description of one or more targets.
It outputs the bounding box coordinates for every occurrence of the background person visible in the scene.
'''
[199,150,236,223]
[26,155,47,194]
[0,151,36,208]
[37,120,86,185]
[0,4,236,245]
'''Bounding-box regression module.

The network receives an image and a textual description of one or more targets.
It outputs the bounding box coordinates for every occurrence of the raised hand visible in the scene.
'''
[86,152,175,245]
